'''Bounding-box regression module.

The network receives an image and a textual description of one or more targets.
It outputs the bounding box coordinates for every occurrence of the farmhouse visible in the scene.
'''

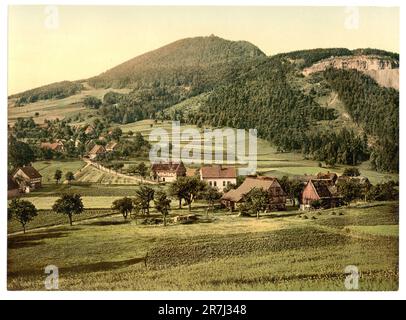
[199,165,237,192]
[105,141,118,152]
[84,125,95,135]
[301,179,341,210]
[12,165,42,193]
[316,171,338,183]
[222,176,286,211]
[40,141,64,152]
[151,162,186,182]
[7,175,20,198]
[88,144,106,160]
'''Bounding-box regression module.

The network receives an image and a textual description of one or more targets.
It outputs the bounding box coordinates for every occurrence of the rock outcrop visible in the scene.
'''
[303,55,399,90]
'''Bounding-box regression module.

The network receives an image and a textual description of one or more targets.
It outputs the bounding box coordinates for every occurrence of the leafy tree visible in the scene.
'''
[83,96,102,109]
[366,181,398,201]
[111,197,134,220]
[134,162,148,180]
[178,177,206,212]
[54,169,62,184]
[201,185,222,214]
[154,190,171,226]
[52,193,84,226]
[169,179,185,209]
[111,127,123,141]
[8,198,38,233]
[135,185,155,215]
[336,179,363,204]
[8,137,35,168]
[65,171,75,183]
[241,187,269,219]
[279,176,303,207]
[342,168,361,177]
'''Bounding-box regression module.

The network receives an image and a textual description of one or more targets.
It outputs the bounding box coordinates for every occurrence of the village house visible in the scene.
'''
[84,125,95,135]
[151,162,186,182]
[88,144,106,160]
[105,141,118,152]
[300,179,341,210]
[316,171,338,183]
[40,140,64,152]
[221,176,287,212]
[7,175,20,198]
[12,165,42,193]
[199,165,237,192]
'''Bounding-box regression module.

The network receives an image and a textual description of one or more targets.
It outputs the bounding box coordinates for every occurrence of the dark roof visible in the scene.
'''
[151,162,184,173]
[316,172,338,181]
[8,175,19,190]
[309,179,339,199]
[15,166,42,179]
[200,165,237,179]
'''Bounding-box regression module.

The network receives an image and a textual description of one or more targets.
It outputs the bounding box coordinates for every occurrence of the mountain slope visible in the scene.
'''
[88,35,265,89]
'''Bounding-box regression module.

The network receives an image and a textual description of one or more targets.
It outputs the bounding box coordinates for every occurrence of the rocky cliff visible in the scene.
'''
[303,55,399,90]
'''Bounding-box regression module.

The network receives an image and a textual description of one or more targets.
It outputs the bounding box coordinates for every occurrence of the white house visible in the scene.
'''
[199,165,237,192]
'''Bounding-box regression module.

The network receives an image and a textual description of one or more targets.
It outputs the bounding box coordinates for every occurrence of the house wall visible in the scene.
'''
[203,178,236,192]
[156,171,177,182]
[301,182,320,205]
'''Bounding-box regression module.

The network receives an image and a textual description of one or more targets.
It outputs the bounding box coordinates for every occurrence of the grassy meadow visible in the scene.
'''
[7,201,398,290]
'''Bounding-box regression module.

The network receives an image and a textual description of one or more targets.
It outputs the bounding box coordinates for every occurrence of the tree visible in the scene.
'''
[177,177,206,212]
[8,137,35,168]
[111,127,123,141]
[202,185,221,215]
[111,197,134,220]
[135,162,148,180]
[342,168,361,177]
[8,199,38,233]
[65,171,75,183]
[241,188,269,219]
[83,96,102,109]
[279,176,303,207]
[169,179,185,209]
[52,193,84,226]
[135,185,155,215]
[54,169,62,184]
[154,190,171,226]
[336,179,363,204]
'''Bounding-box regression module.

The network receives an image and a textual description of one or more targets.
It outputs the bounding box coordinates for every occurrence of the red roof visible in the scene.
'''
[89,144,106,155]
[200,165,237,179]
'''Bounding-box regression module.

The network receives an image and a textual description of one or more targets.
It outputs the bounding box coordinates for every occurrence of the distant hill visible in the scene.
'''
[88,35,266,90]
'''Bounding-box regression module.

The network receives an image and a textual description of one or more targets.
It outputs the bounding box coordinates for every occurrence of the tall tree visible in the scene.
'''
[135,185,155,215]
[8,137,35,168]
[52,193,84,226]
[154,190,171,226]
[65,171,75,184]
[8,198,38,233]
[241,187,269,219]
[111,197,134,220]
[54,169,62,184]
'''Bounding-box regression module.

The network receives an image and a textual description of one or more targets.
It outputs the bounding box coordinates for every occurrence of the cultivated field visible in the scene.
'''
[7,201,398,290]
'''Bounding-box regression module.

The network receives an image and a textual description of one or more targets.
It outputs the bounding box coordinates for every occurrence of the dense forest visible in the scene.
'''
[323,68,399,172]
[185,57,369,166]
[12,81,83,106]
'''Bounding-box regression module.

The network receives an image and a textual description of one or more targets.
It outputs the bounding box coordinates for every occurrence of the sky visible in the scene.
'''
[8,6,399,94]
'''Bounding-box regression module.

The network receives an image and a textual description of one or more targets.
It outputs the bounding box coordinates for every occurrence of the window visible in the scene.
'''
[209,181,212,186]
[223,181,226,186]
[163,177,165,182]
[214,181,217,187]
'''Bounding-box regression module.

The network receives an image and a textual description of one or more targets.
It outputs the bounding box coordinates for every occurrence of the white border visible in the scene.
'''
[0,0,403,300]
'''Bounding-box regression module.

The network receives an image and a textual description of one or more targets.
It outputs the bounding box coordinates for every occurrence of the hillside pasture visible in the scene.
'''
[7,201,398,290]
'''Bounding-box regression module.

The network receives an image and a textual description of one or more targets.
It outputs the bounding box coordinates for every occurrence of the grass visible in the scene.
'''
[17,196,123,210]
[32,160,86,184]
[8,85,131,125]
[7,201,398,290]
[8,209,114,234]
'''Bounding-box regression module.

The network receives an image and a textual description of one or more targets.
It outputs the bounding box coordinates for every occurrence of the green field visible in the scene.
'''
[7,201,398,290]
[33,160,86,184]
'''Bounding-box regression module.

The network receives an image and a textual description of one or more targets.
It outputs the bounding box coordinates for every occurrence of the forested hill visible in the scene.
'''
[88,35,266,90]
